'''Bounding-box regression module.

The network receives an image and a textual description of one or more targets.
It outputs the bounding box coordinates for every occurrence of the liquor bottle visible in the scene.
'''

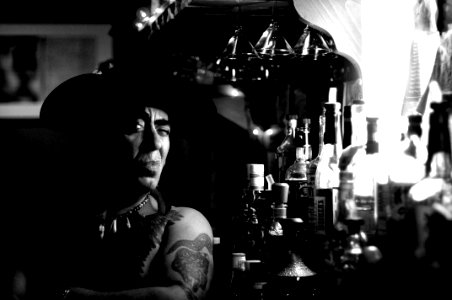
[285,146,315,233]
[231,164,266,261]
[302,118,312,162]
[314,102,342,235]
[408,100,452,270]
[382,113,427,244]
[276,115,299,182]
[230,252,247,299]
[342,105,352,149]
[307,109,326,186]
[338,102,367,225]
[352,117,386,238]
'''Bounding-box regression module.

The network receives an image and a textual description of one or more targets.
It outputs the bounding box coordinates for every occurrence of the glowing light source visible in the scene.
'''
[361,0,416,160]
[252,128,261,136]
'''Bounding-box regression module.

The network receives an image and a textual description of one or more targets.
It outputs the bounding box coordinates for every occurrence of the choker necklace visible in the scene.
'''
[98,192,151,239]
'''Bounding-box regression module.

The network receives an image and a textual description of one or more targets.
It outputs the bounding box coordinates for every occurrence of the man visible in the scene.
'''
[29,69,214,300]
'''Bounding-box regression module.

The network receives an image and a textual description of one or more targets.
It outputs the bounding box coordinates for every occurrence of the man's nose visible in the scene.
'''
[141,127,162,151]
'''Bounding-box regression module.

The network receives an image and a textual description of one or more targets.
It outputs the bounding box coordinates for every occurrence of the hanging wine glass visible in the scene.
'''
[254,20,294,58]
[254,0,295,80]
[293,25,334,61]
[213,3,266,83]
[214,25,265,83]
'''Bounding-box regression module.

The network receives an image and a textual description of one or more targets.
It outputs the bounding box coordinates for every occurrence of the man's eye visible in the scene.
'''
[158,126,171,136]
[123,119,145,134]
[136,122,145,131]
[132,119,145,131]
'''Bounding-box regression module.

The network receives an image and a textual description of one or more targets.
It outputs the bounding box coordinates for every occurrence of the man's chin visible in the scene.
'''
[138,176,159,190]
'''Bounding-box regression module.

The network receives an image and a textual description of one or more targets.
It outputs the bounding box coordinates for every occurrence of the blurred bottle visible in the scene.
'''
[308,108,325,185]
[314,102,342,235]
[352,117,387,237]
[231,164,266,261]
[302,118,312,162]
[231,252,247,299]
[342,105,352,150]
[381,113,427,247]
[337,102,367,225]
[408,100,452,271]
[276,115,299,182]
[307,109,326,188]
[285,146,315,233]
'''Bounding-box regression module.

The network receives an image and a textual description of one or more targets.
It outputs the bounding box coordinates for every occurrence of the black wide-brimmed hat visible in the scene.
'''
[40,69,187,133]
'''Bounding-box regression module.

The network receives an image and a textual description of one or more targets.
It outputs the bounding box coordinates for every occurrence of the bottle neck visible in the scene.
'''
[350,104,367,147]
[366,117,379,155]
[324,103,342,153]
[343,106,352,149]
[316,114,325,159]
[426,103,452,176]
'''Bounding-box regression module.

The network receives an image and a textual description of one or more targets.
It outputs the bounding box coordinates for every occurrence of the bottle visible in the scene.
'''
[352,117,386,238]
[337,102,367,225]
[382,113,427,244]
[342,105,352,149]
[230,252,247,299]
[276,115,299,182]
[307,109,326,186]
[231,164,266,261]
[408,100,452,270]
[314,102,342,235]
[302,118,312,162]
[285,146,315,233]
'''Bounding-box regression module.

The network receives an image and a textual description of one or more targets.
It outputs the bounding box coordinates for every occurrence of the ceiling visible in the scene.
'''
[0,1,291,24]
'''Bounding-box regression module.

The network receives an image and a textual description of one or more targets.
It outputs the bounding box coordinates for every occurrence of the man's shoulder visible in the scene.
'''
[165,206,213,239]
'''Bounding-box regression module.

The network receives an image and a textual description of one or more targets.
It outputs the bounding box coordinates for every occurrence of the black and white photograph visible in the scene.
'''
[1,1,452,300]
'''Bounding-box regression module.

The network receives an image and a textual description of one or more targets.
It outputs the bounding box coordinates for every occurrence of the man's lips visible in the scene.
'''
[137,160,161,175]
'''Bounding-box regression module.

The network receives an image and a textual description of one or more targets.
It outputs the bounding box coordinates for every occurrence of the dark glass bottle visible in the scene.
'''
[307,110,326,186]
[276,115,299,182]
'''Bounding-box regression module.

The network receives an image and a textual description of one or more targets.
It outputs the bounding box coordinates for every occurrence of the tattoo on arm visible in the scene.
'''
[167,233,213,300]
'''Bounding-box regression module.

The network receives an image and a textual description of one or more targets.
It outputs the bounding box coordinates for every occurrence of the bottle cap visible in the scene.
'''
[247,163,265,190]
[272,183,289,204]
[232,252,246,271]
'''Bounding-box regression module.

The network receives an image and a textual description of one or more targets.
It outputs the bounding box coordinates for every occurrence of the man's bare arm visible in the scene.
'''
[64,207,214,300]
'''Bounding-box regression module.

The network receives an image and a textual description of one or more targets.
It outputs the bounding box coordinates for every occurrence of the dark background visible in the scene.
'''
[0,1,356,299]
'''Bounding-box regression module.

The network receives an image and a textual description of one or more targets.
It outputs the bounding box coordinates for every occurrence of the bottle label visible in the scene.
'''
[287,181,315,233]
[354,194,376,234]
[314,188,338,235]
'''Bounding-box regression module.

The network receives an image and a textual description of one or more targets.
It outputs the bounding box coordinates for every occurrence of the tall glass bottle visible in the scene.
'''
[382,113,427,241]
[231,164,265,261]
[352,117,386,237]
[314,102,342,235]
[342,105,353,150]
[276,115,299,182]
[301,118,312,162]
[285,146,315,232]
[307,109,325,188]
[337,102,367,225]
[408,100,452,272]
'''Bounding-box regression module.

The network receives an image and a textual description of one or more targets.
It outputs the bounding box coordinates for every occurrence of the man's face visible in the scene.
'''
[123,107,171,190]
